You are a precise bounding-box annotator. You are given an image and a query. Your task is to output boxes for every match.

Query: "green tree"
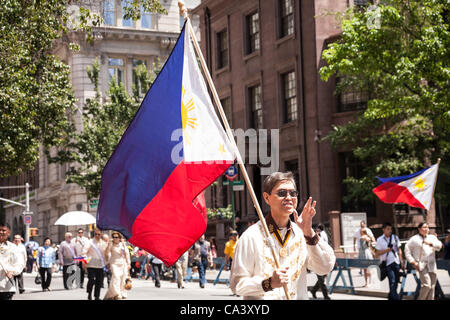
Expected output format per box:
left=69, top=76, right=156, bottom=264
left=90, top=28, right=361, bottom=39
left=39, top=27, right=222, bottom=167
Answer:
left=0, top=0, right=76, bottom=177
left=0, top=0, right=166, bottom=177
left=319, top=0, right=450, bottom=207
left=49, top=58, right=162, bottom=200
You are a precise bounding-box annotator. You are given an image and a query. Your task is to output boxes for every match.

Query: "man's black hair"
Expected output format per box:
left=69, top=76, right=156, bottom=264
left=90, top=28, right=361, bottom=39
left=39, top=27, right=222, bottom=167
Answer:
left=0, top=222, right=11, bottom=230
left=382, top=222, right=392, bottom=229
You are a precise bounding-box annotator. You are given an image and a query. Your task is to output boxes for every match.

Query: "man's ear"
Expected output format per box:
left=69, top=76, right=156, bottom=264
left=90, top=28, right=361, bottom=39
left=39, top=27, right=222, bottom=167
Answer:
left=263, top=192, right=270, bottom=206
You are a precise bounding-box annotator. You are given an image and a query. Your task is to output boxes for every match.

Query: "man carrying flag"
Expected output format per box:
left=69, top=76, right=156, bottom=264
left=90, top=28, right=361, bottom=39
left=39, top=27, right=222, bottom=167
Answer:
left=97, top=20, right=234, bottom=266
left=372, top=160, right=440, bottom=211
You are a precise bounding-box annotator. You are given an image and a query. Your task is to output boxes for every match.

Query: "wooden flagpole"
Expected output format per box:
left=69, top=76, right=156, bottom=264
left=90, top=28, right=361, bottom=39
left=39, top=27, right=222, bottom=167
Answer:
left=431, top=158, right=443, bottom=234
left=178, top=1, right=291, bottom=300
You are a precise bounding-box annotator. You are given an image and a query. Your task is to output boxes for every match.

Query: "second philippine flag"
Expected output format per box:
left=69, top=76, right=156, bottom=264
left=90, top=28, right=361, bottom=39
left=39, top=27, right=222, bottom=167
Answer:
left=372, top=163, right=439, bottom=211
left=97, top=24, right=235, bottom=266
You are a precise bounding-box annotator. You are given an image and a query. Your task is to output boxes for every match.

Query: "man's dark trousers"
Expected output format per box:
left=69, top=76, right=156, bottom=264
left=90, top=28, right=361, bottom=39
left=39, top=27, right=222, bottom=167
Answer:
left=387, top=262, right=401, bottom=300
left=87, top=267, right=104, bottom=299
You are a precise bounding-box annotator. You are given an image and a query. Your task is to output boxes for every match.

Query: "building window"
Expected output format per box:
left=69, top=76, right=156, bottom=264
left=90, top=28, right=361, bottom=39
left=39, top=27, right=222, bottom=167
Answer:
left=354, top=0, right=373, bottom=7
left=246, top=12, right=260, bottom=54
left=339, top=152, right=375, bottom=217
left=220, top=97, right=232, bottom=127
left=282, top=71, right=297, bottom=123
left=280, top=0, right=294, bottom=38
left=284, top=159, right=299, bottom=192
left=337, top=76, right=368, bottom=112
left=103, top=0, right=116, bottom=26
left=179, top=15, right=185, bottom=29
left=108, top=58, right=124, bottom=85
left=141, top=6, right=153, bottom=29
left=217, top=30, right=228, bottom=69
left=121, top=0, right=134, bottom=27
left=132, top=58, right=147, bottom=93
left=249, top=85, right=262, bottom=130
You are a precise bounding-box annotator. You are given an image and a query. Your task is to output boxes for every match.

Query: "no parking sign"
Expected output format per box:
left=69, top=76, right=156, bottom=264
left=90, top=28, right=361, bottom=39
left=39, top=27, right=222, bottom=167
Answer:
left=225, top=165, right=238, bottom=181
left=23, top=215, right=31, bottom=225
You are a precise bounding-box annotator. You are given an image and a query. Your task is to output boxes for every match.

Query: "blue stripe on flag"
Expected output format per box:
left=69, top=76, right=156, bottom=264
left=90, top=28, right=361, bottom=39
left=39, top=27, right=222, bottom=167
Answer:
left=97, top=26, right=187, bottom=238
left=376, top=166, right=430, bottom=185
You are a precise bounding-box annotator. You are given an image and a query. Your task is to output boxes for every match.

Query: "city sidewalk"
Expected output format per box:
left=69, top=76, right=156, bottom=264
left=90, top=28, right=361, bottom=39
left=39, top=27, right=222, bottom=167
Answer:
left=310, top=268, right=450, bottom=299
left=197, top=268, right=450, bottom=300
left=23, top=267, right=449, bottom=300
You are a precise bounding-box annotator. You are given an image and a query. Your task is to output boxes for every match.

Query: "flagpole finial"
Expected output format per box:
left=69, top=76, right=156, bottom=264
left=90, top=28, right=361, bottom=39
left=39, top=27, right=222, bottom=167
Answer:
left=178, top=1, right=188, bottom=19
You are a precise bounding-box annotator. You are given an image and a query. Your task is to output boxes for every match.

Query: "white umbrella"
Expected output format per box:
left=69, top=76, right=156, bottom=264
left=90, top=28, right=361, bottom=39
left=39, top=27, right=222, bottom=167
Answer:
left=54, top=211, right=96, bottom=226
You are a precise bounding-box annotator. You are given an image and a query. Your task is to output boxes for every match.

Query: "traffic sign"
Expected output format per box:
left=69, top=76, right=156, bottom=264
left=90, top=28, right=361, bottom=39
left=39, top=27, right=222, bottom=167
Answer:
left=23, top=215, right=31, bottom=225
left=89, top=199, right=99, bottom=209
left=233, top=185, right=245, bottom=191
left=223, top=180, right=244, bottom=186
left=225, top=165, right=238, bottom=180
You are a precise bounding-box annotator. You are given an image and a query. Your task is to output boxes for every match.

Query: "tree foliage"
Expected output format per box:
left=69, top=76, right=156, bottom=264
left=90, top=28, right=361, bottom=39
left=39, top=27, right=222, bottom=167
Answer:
left=0, top=0, right=166, bottom=177
left=49, top=58, right=162, bottom=200
left=0, top=0, right=76, bottom=176
left=319, top=0, right=450, bottom=206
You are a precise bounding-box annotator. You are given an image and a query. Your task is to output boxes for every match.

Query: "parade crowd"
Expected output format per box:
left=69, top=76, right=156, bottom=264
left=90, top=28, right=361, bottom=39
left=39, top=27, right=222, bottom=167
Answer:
left=0, top=221, right=244, bottom=300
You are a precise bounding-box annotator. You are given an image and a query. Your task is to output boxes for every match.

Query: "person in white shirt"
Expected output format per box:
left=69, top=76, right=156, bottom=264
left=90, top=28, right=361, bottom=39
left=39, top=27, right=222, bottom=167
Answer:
left=353, top=221, right=374, bottom=252
left=72, top=228, right=88, bottom=288
left=310, top=224, right=331, bottom=299
left=375, top=222, right=404, bottom=300
left=404, top=222, right=443, bottom=300
left=0, top=223, right=26, bottom=300
left=82, top=229, right=107, bottom=300
left=12, top=235, right=27, bottom=294
left=230, top=172, right=336, bottom=300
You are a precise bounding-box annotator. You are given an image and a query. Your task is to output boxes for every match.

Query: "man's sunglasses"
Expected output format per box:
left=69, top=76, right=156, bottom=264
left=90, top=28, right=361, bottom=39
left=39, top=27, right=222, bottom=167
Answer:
left=275, top=189, right=298, bottom=198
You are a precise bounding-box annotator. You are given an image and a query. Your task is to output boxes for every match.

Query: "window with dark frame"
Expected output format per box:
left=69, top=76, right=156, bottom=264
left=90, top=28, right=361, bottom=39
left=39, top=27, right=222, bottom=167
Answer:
left=338, top=152, right=376, bottom=217
left=354, top=0, right=373, bottom=8
left=217, top=30, right=228, bottom=69
left=337, top=76, right=369, bottom=112
left=220, top=96, right=232, bottom=127
left=282, top=71, right=297, bottom=123
left=280, top=0, right=294, bottom=38
left=249, top=85, right=262, bottom=130
left=108, top=58, right=124, bottom=85
left=132, top=59, right=147, bottom=95
left=246, top=12, right=260, bottom=54
left=284, top=159, right=299, bottom=193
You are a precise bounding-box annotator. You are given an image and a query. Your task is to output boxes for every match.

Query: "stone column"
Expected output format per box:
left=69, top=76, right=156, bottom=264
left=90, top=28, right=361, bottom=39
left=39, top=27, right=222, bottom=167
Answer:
left=328, top=210, right=341, bottom=252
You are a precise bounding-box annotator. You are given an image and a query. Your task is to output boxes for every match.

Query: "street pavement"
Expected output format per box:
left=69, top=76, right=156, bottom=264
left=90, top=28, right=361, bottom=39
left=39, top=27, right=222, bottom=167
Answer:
left=12, top=267, right=448, bottom=300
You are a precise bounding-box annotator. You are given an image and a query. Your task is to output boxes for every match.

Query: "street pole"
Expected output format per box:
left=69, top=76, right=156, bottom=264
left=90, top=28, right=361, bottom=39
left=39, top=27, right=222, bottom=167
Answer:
left=25, top=183, right=30, bottom=243
left=230, top=182, right=236, bottom=230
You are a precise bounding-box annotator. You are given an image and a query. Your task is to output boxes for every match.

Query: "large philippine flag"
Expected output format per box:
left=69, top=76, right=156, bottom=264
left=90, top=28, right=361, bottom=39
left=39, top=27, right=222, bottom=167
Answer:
left=97, top=24, right=235, bottom=266
left=372, top=163, right=439, bottom=211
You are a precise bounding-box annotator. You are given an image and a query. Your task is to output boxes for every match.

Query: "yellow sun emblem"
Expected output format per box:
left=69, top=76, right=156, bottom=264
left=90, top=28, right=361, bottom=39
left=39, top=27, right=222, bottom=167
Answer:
left=181, top=86, right=198, bottom=144
left=413, top=177, right=426, bottom=191
left=218, top=143, right=226, bottom=154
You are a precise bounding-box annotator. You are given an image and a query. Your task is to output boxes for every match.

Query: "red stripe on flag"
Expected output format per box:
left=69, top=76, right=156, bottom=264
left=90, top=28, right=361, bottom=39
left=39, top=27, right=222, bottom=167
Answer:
left=372, top=182, right=425, bottom=209
left=129, top=160, right=232, bottom=266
